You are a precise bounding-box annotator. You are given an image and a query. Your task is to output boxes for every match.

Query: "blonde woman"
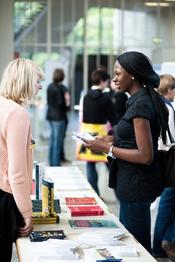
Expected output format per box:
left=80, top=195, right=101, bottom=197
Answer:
left=158, top=74, right=175, bottom=143
left=0, top=58, right=44, bottom=261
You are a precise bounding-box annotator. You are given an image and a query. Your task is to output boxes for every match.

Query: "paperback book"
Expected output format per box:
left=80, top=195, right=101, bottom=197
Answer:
left=65, top=197, right=96, bottom=205
left=29, top=230, right=66, bottom=242
left=67, top=205, right=104, bottom=216
left=83, top=247, right=122, bottom=262
left=84, top=245, right=138, bottom=261
left=69, top=219, right=119, bottom=228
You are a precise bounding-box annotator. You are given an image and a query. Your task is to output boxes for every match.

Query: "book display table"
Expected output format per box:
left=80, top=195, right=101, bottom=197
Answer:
left=16, top=167, right=156, bottom=262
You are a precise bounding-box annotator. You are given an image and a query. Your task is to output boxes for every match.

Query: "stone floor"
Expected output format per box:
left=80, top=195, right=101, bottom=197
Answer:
left=12, top=111, right=170, bottom=261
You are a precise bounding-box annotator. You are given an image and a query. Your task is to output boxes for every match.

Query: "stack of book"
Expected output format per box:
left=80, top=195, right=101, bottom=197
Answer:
left=67, top=205, right=104, bottom=216
left=32, top=178, right=60, bottom=224
left=65, top=197, right=104, bottom=217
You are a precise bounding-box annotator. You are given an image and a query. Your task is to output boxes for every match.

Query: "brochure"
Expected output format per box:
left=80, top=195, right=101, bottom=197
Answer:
left=69, top=219, right=119, bottom=228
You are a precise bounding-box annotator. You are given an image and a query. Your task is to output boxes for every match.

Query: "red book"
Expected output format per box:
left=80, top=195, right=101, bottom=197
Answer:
left=31, top=180, right=35, bottom=195
left=65, top=197, right=96, bottom=205
left=67, top=205, right=104, bottom=216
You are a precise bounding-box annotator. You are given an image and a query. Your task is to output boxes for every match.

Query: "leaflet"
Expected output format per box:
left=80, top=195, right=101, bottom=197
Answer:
left=72, top=132, right=95, bottom=143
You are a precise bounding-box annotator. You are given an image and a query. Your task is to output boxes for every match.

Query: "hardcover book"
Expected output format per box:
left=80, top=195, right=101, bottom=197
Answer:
left=29, top=230, right=66, bottom=242
left=32, top=211, right=60, bottom=224
left=65, top=197, right=96, bottom=205
left=67, top=205, right=104, bottom=216
left=32, top=199, right=61, bottom=213
left=69, top=219, right=119, bottom=228
left=35, top=162, right=45, bottom=200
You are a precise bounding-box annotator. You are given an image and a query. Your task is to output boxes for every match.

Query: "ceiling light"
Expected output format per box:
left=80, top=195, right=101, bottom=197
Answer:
left=145, top=2, right=170, bottom=6
left=153, top=37, right=162, bottom=44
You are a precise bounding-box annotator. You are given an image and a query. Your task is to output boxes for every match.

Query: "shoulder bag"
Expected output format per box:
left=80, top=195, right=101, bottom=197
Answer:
left=157, top=127, right=175, bottom=187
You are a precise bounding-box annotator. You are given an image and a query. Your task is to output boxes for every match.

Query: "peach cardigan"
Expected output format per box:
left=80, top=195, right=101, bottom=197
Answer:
left=0, top=96, right=32, bottom=218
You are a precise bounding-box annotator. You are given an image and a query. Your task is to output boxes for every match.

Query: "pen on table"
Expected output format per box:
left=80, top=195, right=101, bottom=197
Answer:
left=96, top=259, right=122, bottom=262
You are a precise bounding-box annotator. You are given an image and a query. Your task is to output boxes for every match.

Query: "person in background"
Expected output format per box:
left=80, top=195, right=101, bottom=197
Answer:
left=0, top=58, right=44, bottom=261
left=83, top=51, right=168, bottom=253
left=46, top=68, right=70, bottom=166
left=158, top=74, right=175, bottom=141
left=110, top=79, right=128, bottom=124
left=153, top=74, right=175, bottom=260
left=60, top=84, right=71, bottom=163
left=82, top=69, right=116, bottom=195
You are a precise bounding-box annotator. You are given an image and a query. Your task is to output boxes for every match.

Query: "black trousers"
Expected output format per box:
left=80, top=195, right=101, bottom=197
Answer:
left=0, top=241, right=13, bottom=262
left=0, top=189, right=24, bottom=262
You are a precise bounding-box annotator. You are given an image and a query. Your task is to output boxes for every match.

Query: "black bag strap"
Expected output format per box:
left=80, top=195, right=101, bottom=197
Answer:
left=167, top=126, right=175, bottom=144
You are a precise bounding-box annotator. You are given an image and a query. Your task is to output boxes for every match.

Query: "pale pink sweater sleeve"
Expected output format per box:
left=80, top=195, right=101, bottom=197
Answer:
left=5, top=108, right=32, bottom=218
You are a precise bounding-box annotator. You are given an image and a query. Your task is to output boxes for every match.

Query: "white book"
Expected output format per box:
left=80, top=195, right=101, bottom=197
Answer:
left=32, top=240, right=81, bottom=261
left=78, top=229, right=127, bottom=246
left=46, top=167, right=82, bottom=177
left=55, top=191, right=96, bottom=201
left=83, top=247, right=122, bottom=262
left=83, top=245, right=138, bottom=262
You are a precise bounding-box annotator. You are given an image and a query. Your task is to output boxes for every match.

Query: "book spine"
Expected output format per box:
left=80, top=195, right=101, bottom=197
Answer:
left=35, top=164, right=39, bottom=200
left=42, top=179, right=54, bottom=216
left=35, top=162, right=45, bottom=200
left=65, top=197, right=96, bottom=205
left=70, top=211, right=104, bottom=216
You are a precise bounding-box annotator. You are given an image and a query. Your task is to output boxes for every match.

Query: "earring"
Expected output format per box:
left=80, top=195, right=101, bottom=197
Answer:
left=131, top=76, right=134, bottom=80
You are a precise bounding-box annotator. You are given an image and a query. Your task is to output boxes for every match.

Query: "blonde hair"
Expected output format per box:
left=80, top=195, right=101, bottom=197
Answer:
left=0, top=58, right=44, bottom=104
left=157, top=74, right=175, bottom=96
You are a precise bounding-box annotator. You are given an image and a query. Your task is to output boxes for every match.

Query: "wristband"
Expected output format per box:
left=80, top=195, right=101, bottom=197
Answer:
left=107, top=145, right=116, bottom=159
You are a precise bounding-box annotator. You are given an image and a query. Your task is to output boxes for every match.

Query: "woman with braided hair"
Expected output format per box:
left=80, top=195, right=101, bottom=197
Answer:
left=83, top=51, right=169, bottom=253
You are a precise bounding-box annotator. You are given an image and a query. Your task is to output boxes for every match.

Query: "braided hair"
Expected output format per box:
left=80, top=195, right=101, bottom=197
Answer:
left=117, top=51, right=169, bottom=144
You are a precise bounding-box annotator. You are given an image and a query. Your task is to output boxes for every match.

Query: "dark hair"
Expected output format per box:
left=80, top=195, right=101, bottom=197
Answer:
left=91, top=69, right=110, bottom=85
left=117, top=51, right=169, bottom=144
left=53, top=68, right=65, bottom=83
left=96, top=65, right=107, bottom=72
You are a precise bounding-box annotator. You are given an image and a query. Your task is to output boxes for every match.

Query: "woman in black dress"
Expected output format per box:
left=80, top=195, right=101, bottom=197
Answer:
left=84, top=51, right=168, bottom=253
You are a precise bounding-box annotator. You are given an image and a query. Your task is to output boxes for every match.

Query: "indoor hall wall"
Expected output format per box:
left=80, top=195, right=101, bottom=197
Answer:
left=15, top=0, right=175, bottom=64
left=0, top=0, right=13, bottom=79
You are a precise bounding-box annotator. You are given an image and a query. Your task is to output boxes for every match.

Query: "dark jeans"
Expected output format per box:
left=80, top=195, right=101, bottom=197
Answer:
left=49, top=120, right=65, bottom=166
left=153, top=188, right=175, bottom=256
left=119, top=200, right=152, bottom=253
left=61, top=117, right=68, bottom=160
left=86, top=162, right=113, bottom=196
left=86, top=162, right=99, bottom=195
